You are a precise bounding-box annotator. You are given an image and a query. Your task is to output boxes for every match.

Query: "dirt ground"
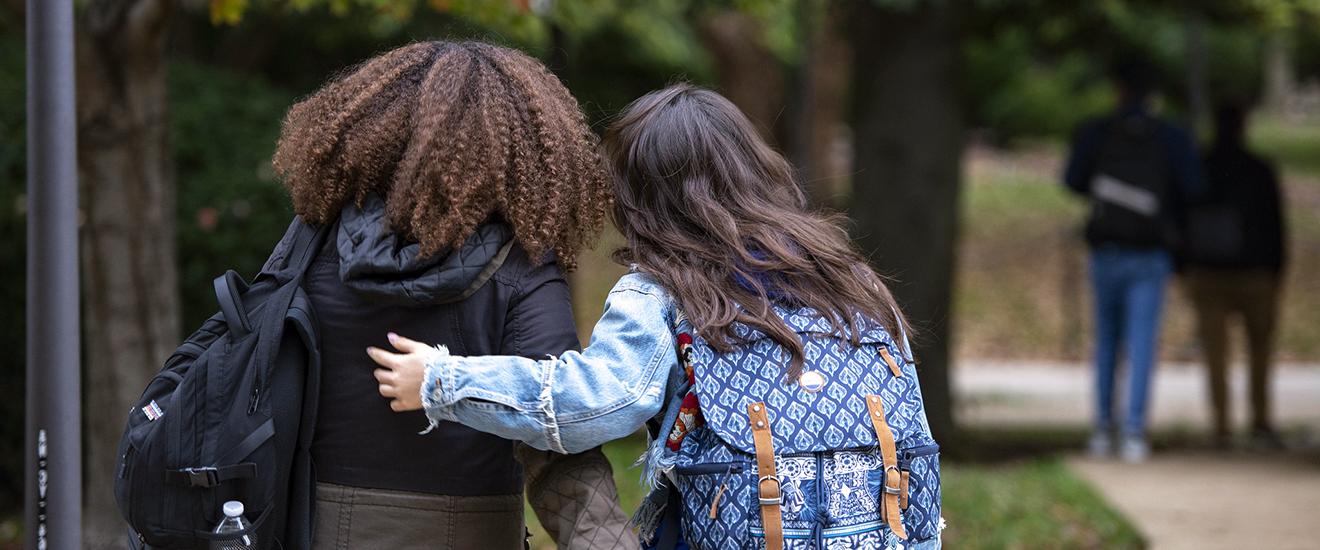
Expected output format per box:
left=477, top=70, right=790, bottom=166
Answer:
left=956, top=143, right=1320, bottom=363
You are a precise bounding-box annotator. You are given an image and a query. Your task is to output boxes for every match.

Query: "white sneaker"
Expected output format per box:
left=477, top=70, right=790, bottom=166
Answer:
left=1087, top=431, right=1113, bottom=458
left=1120, top=436, right=1150, bottom=463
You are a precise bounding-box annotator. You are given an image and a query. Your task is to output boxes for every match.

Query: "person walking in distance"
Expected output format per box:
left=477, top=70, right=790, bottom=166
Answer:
left=1182, top=103, right=1287, bottom=449
left=1063, top=59, right=1204, bottom=463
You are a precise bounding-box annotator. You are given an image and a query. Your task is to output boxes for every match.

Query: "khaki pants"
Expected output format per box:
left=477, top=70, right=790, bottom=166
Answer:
left=1185, top=269, right=1281, bottom=436
left=312, top=482, right=525, bottom=550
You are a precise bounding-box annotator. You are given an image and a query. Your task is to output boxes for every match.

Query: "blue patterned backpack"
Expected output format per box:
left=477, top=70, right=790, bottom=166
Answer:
left=638, top=307, right=942, bottom=550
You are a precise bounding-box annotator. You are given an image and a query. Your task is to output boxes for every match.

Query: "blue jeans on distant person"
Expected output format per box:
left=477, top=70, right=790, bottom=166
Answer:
left=1089, top=247, right=1172, bottom=437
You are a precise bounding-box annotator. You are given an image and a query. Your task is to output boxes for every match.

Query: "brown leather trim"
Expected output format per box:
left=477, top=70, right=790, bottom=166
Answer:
left=708, top=483, right=727, bottom=520
left=864, top=395, right=908, bottom=539
left=748, top=402, right=783, bottom=550
left=880, top=347, right=903, bottom=378
left=900, top=470, right=911, bottom=510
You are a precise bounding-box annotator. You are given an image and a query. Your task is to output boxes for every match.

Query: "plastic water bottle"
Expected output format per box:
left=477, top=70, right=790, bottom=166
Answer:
left=209, top=500, right=256, bottom=550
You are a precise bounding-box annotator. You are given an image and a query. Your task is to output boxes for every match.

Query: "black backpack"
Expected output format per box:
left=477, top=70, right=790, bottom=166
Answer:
left=115, top=218, right=329, bottom=549
left=1183, top=201, right=1245, bottom=264
left=1084, top=115, right=1176, bottom=248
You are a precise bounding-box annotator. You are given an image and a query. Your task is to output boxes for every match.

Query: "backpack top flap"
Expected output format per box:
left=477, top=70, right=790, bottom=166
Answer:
left=681, top=307, right=931, bottom=456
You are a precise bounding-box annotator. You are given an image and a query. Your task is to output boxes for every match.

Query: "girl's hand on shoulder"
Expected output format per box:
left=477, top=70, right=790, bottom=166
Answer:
left=367, top=333, right=441, bottom=412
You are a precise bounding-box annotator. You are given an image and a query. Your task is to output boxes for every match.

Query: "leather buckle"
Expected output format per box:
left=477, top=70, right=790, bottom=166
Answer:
left=183, top=467, right=219, bottom=488
left=758, top=475, right=782, bottom=506
left=883, top=465, right=902, bottom=495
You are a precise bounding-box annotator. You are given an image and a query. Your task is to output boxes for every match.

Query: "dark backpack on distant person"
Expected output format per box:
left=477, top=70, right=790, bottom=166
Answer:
left=1183, top=201, right=1245, bottom=264
left=114, top=218, right=329, bottom=549
left=1085, top=115, right=1176, bottom=249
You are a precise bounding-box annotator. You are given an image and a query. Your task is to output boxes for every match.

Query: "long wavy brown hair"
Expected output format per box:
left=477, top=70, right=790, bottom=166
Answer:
left=272, top=41, right=610, bottom=267
left=605, top=84, right=910, bottom=379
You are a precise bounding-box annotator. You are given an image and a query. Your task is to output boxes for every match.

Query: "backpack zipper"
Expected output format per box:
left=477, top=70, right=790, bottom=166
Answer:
left=899, top=443, right=940, bottom=466
left=122, top=445, right=139, bottom=529
left=247, top=367, right=261, bottom=415
left=708, top=463, right=737, bottom=519
left=674, top=461, right=745, bottom=476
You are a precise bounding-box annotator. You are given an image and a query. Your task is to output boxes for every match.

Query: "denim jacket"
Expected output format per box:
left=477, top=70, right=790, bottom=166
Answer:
left=421, top=272, right=685, bottom=454
left=420, top=273, right=943, bottom=550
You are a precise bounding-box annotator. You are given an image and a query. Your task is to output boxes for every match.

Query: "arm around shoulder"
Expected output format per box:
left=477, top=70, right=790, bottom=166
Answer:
left=423, top=275, right=682, bottom=454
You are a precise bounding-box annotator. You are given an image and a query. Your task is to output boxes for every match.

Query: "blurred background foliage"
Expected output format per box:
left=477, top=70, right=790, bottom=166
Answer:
left=3, top=0, right=1320, bottom=546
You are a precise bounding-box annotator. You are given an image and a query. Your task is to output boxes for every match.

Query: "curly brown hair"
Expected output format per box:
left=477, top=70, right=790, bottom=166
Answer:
left=272, top=41, right=610, bottom=268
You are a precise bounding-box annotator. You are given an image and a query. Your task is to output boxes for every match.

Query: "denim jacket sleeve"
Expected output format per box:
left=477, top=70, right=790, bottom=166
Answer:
left=421, top=273, right=682, bottom=454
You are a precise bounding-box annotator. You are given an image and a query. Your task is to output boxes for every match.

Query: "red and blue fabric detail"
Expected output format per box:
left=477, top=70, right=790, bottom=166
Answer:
left=666, top=332, right=704, bottom=452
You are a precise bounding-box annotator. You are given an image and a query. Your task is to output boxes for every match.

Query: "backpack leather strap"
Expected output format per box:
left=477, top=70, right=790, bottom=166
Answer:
left=747, top=402, right=783, bottom=550
left=865, top=394, right=908, bottom=539
left=879, top=347, right=903, bottom=378
left=900, top=471, right=911, bottom=509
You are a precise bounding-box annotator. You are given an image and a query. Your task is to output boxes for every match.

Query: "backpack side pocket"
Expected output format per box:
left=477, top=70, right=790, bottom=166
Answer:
left=899, top=444, right=941, bottom=542
left=674, top=459, right=756, bottom=547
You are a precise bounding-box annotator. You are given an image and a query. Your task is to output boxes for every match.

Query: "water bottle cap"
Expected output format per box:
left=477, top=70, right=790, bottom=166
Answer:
left=223, top=501, right=245, bottom=518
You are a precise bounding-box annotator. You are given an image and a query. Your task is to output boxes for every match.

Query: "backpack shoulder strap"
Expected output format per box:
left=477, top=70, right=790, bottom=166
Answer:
left=259, top=217, right=331, bottom=283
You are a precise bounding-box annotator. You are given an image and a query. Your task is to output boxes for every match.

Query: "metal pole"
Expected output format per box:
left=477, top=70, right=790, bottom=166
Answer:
left=26, top=0, right=82, bottom=548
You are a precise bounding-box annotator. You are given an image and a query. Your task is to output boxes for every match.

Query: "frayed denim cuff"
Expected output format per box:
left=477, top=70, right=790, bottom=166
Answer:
left=419, top=345, right=455, bottom=434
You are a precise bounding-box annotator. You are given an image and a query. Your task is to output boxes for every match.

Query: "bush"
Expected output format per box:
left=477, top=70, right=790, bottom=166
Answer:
left=170, top=61, right=297, bottom=330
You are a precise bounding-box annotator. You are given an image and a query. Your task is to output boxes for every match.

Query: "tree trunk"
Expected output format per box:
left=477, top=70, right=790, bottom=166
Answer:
left=847, top=0, right=961, bottom=447
left=76, top=1, right=176, bottom=547
left=1184, top=10, right=1209, bottom=136
left=1264, top=31, right=1295, bottom=116
left=799, top=1, right=850, bottom=208
left=695, top=10, right=786, bottom=142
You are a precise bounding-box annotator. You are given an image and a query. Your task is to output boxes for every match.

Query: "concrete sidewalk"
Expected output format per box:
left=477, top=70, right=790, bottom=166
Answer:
left=954, top=361, right=1320, bottom=436
left=1069, top=453, right=1320, bottom=550
left=955, top=361, right=1320, bottom=549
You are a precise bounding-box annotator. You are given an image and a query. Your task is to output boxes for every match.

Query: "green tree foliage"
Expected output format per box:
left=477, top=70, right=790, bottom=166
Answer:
left=965, top=29, right=1113, bottom=142
left=960, top=0, right=1320, bottom=141
left=170, top=62, right=298, bottom=329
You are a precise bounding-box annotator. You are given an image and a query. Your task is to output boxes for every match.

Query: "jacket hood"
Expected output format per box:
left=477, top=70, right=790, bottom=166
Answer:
left=336, top=195, right=514, bottom=306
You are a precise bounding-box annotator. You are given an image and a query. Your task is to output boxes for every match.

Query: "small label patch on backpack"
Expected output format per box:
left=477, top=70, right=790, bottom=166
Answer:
left=141, top=400, right=164, bottom=421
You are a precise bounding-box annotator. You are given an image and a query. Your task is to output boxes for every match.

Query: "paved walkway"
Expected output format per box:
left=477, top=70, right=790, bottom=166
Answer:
left=1069, top=453, right=1320, bottom=550
left=955, top=361, right=1320, bottom=549
left=955, top=361, right=1320, bottom=437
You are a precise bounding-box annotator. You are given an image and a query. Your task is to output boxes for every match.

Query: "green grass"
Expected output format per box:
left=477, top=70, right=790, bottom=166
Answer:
left=940, top=459, right=1143, bottom=550
left=962, top=171, right=1083, bottom=232
left=954, top=172, right=1090, bottom=360
left=0, top=517, right=17, bottom=550
left=951, top=125, right=1320, bottom=361
left=1252, top=117, right=1320, bottom=180
left=526, top=435, right=1143, bottom=550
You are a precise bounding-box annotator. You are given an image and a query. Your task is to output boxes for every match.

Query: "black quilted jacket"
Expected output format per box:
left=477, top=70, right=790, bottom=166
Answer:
left=305, top=194, right=580, bottom=495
